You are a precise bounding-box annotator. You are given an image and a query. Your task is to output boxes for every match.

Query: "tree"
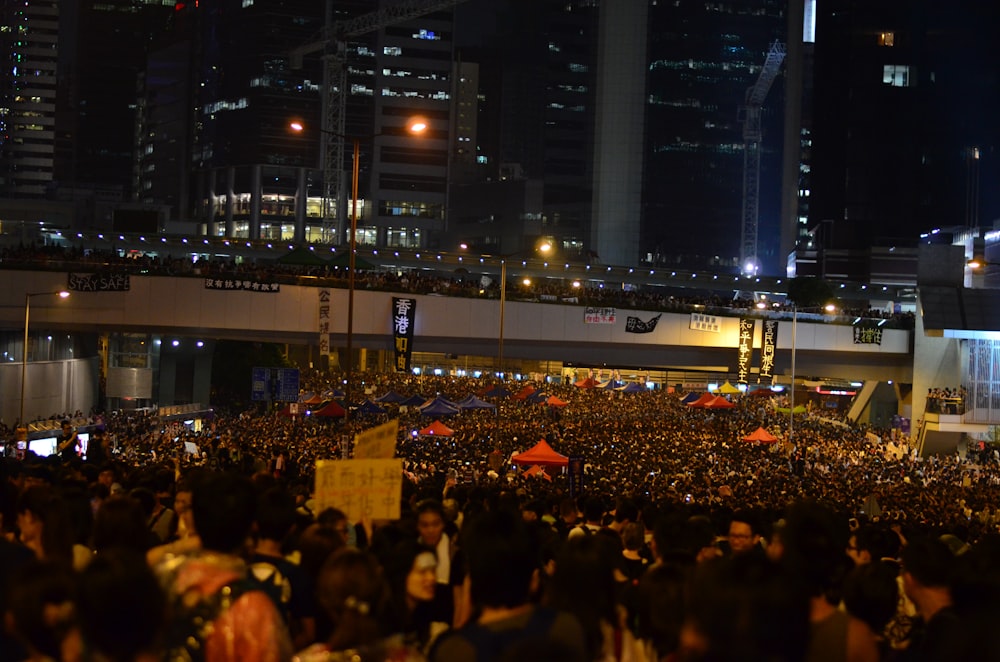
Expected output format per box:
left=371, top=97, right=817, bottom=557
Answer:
left=787, top=277, right=835, bottom=309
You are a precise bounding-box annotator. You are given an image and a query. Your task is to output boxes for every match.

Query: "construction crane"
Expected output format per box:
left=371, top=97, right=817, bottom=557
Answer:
left=290, top=0, right=468, bottom=244
left=739, top=40, right=786, bottom=275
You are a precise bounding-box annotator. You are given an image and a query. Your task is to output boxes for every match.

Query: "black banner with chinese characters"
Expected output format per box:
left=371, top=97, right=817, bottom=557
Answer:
left=68, top=272, right=130, bottom=292
left=568, top=456, right=585, bottom=498
left=759, top=320, right=778, bottom=384
left=318, top=289, right=331, bottom=357
left=392, top=297, right=416, bottom=372
left=853, top=324, right=883, bottom=345
left=737, top=318, right=755, bottom=384
left=204, top=277, right=280, bottom=292
left=625, top=314, right=662, bottom=334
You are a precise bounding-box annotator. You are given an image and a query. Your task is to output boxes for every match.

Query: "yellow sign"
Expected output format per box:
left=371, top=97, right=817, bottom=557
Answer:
left=314, top=459, right=402, bottom=522
left=353, top=419, right=399, bottom=459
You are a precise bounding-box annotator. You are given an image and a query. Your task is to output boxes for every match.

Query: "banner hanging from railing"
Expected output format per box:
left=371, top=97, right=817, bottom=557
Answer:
left=318, top=289, right=331, bottom=356
left=759, top=320, right=778, bottom=384
left=737, top=318, right=755, bottom=384
left=392, top=297, right=416, bottom=372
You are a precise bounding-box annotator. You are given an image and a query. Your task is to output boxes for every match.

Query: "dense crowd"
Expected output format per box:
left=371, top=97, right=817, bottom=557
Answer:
left=2, top=372, right=1000, bottom=661
left=0, top=243, right=914, bottom=327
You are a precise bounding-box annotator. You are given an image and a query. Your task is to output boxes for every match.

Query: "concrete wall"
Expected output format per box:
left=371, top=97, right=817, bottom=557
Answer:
left=910, top=292, right=962, bottom=428
left=0, top=271, right=913, bottom=382
left=0, top=357, right=100, bottom=424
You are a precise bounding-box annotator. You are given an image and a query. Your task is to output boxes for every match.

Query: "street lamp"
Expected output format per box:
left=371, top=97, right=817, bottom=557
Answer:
left=289, top=118, right=426, bottom=415
left=497, top=241, right=552, bottom=379
left=21, top=291, right=70, bottom=426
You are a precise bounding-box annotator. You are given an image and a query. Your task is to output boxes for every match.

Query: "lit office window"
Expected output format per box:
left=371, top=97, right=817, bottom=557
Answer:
left=879, top=32, right=894, bottom=46
left=882, top=65, right=911, bottom=87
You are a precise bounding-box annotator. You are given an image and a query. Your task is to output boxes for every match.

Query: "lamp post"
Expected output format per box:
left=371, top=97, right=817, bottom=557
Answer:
left=789, top=303, right=796, bottom=446
left=289, top=118, right=426, bottom=416
left=496, top=242, right=551, bottom=380
left=21, top=291, right=70, bottom=426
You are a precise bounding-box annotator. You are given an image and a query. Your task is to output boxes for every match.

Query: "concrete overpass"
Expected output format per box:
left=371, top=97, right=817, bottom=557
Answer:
left=0, top=268, right=913, bottom=423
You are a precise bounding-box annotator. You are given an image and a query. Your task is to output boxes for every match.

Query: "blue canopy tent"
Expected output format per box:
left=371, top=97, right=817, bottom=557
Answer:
left=598, top=380, right=623, bottom=390
left=356, top=399, right=388, bottom=415
left=322, top=388, right=345, bottom=400
left=457, top=395, right=497, bottom=411
left=525, top=391, right=549, bottom=404
left=400, top=394, right=428, bottom=407
left=681, top=392, right=701, bottom=404
left=483, top=385, right=512, bottom=399
left=617, top=382, right=647, bottom=394
left=419, top=397, right=461, bottom=417
left=375, top=391, right=408, bottom=403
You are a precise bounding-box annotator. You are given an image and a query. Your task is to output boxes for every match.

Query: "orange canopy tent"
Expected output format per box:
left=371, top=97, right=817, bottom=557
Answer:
left=574, top=377, right=598, bottom=389
left=546, top=395, right=569, bottom=408
left=418, top=420, right=454, bottom=437
left=703, top=395, right=736, bottom=409
left=510, top=439, right=569, bottom=467
left=687, top=392, right=716, bottom=408
left=743, top=427, right=779, bottom=443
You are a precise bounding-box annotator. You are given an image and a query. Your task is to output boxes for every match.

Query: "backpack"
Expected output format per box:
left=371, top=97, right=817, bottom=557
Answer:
left=163, top=578, right=255, bottom=662
left=439, top=606, right=558, bottom=662
left=247, top=559, right=293, bottom=623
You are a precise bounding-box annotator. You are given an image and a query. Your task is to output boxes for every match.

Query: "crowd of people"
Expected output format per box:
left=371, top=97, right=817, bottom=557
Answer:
left=2, top=372, right=1000, bottom=661
left=924, top=387, right=968, bottom=416
left=0, top=242, right=914, bottom=327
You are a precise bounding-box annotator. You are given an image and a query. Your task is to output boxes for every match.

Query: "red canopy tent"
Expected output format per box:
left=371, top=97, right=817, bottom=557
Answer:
left=687, top=392, right=716, bottom=408
left=510, top=439, right=569, bottom=467
left=313, top=401, right=347, bottom=418
left=418, top=420, right=454, bottom=437
left=513, top=385, right=537, bottom=401
left=546, top=395, right=569, bottom=408
left=743, top=427, right=778, bottom=443
left=703, top=395, right=736, bottom=409
left=302, top=394, right=324, bottom=406
left=574, top=377, right=598, bottom=389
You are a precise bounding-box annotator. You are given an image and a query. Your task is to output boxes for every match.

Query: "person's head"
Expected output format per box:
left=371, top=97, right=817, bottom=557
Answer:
left=614, top=498, right=639, bottom=525
left=316, top=548, right=390, bottom=651
left=682, top=555, right=810, bottom=662
left=622, top=522, right=645, bottom=552
left=16, top=485, right=74, bottom=567
left=728, top=510, right=760, bottom=556
left=549, top=533, right=620, bottom=660
left=255, top=487, right=296, bottom=543
left=464, top=509, right=540, bottom=609
left=384, top=539, right=437, bottom=613
left=91, top=496, right=151, bottom=555
left=415, top=498, right=445, bottom=547
left=5, top=561, right=75, bottom=660
left=316, top=507, right=352, bottom=545
left=61, top=421, right=72, bottom=435
left=636, top=563, right=690, bottom=659
left=842, top=561, right=899, bottom=636
left=75, top=550, right=165, bottom=662
left=296, top=522, right=346, bottom=582
left=900, top=536, right=955, bottom=603
left=191, top=472, right=256, bottom=553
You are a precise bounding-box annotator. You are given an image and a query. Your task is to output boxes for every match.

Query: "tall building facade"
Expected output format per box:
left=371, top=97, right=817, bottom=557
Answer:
left=0, top=0, right=59, bottom=198
left=643, top=0, right=788, bottom=273
left=808, top=0, right=1000, bottom=257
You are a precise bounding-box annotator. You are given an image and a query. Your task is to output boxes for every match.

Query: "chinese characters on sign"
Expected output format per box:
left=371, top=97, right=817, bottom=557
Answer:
left=737, top=318, right=755, bottom=385
left=853, top=325, right=883, bottom=345
left=625, top=314, right=662, bottom=334
left=318, top=289, right=331, bottom=357
left=759, top=320, right=779, bottom=385
left=353, top=419, right=398, bottom=460
left=314, top=459, right=403, bottom=522
left=689, top=313, right=721, bottom=333
left=392, top=297, right=416, bottom=372
left=584, top=307, right=616, bottom=324
left=204, top=278, right=279, bottom=292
